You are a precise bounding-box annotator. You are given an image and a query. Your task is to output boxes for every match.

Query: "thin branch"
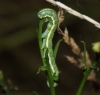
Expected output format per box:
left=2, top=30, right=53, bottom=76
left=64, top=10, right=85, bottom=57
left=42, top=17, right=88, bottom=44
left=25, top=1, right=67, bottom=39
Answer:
left=46, top=0, right=100, bottom=29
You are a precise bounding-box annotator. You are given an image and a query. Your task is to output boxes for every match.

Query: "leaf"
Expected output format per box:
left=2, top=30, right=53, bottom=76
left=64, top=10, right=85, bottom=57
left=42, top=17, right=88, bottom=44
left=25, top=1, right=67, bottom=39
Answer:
left=81, top=41, right=86, bottom=66
left=54, top=39, right=63, bottom=59
left=37, top=66, right=48, bottom=74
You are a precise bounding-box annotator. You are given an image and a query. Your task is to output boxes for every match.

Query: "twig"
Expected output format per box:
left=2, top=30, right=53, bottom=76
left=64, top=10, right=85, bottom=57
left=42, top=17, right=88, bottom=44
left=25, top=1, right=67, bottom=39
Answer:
left=46, top=0, right=100, bottom=29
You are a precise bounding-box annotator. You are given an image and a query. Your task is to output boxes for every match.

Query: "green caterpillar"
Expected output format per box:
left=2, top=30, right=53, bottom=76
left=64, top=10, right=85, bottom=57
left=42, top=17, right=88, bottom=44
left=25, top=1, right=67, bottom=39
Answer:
left=38, top=8, right=59, bottom=87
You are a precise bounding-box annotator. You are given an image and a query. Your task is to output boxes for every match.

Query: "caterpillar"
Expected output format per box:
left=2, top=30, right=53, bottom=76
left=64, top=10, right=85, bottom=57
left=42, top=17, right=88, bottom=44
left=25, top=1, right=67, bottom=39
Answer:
left=38, top=8, right=59, bottom=87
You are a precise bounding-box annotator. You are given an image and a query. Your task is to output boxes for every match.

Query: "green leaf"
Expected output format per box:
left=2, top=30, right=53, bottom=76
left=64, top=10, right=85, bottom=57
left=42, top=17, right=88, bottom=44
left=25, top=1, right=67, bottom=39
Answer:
left=54, top=39, right=63, bottom=59
left=81, top=41, right=86, bottom=67
left=91, top=66, right=99, bottom=71
left=37, top=66, right=48, bottom=74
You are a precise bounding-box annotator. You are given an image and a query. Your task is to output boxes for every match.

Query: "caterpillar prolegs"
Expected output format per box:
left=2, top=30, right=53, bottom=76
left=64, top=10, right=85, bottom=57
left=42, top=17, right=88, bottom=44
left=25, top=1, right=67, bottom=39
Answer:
left=38, top=8, right=60, bottom=87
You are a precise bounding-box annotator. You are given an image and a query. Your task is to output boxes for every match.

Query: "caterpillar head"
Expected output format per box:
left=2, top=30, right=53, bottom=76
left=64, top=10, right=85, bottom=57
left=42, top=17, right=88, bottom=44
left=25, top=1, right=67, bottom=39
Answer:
left=38, top=10, right=45, bottom=19
left=38, top=9, right=49, bottom=22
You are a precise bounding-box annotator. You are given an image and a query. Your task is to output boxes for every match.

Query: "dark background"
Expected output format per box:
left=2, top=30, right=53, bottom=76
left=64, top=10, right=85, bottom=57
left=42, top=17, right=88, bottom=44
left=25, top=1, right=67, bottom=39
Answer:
left=0, top=0, right=100, bottom=95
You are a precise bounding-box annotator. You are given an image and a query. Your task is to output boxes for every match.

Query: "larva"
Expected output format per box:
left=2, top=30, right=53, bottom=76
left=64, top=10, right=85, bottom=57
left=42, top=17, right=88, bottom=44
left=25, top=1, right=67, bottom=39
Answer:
left=38, top=8, right=59, bottom=87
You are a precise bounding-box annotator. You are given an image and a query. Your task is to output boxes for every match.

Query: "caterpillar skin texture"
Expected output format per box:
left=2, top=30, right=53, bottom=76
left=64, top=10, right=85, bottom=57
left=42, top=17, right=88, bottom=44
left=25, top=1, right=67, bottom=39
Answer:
left=38, top=8, right=59, bottom=86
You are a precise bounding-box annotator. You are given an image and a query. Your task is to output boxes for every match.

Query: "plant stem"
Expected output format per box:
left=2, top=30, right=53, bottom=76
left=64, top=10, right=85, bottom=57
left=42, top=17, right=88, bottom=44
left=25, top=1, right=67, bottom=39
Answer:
left=46, top=60, right=56, bottom=95
left=76, top=61, right=97, bottom=95
left=37, top=20, right=45, bottom=66
left=38, top=19, right=56, bottom=95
